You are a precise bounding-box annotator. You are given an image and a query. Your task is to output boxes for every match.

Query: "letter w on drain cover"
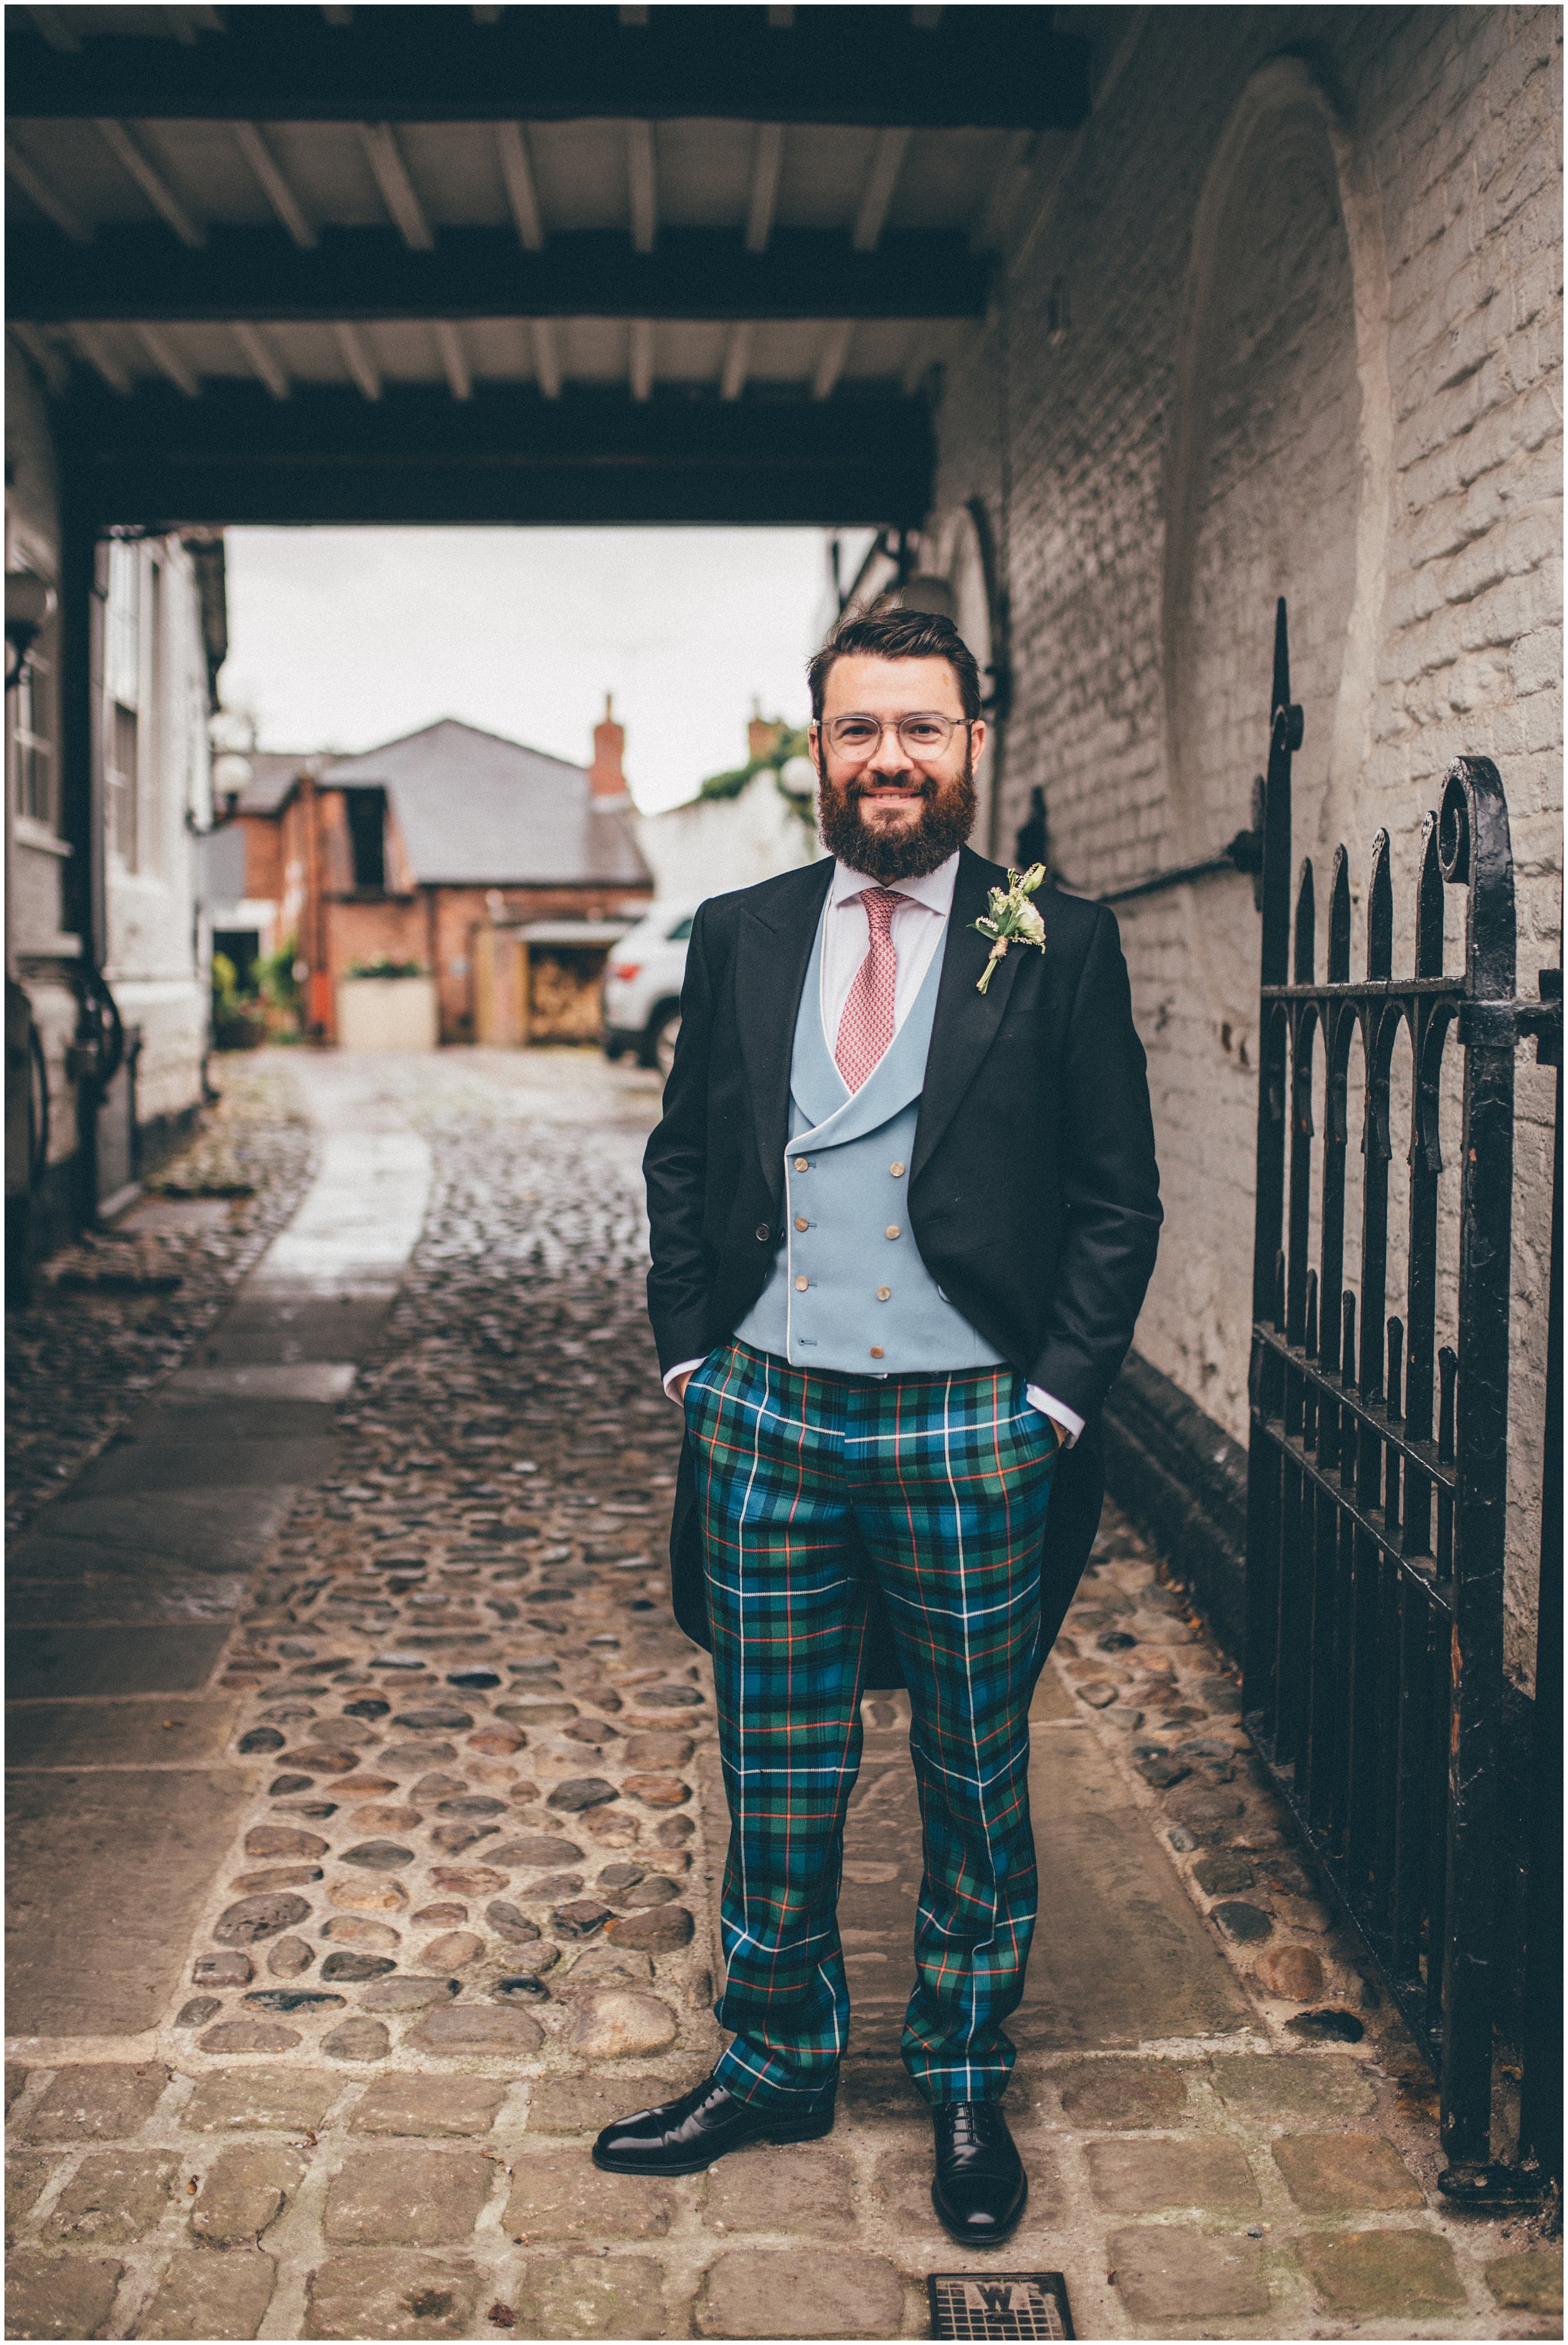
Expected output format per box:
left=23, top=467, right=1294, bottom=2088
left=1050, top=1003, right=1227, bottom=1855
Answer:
left=928, top=2273, right=1074, bottom=2339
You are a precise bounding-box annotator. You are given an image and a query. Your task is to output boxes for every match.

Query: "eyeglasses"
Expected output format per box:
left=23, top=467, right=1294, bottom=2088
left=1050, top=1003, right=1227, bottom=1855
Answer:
left=821, top=712, right=971, bottom=761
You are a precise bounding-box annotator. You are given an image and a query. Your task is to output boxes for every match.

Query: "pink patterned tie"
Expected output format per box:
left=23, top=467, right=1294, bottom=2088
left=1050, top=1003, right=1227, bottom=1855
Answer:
left=834, top=886, right=903, bottom=1091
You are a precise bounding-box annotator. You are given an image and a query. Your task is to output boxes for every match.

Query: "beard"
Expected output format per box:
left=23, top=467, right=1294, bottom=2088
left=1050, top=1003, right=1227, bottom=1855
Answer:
left=816, top=753, right=978, bottom=883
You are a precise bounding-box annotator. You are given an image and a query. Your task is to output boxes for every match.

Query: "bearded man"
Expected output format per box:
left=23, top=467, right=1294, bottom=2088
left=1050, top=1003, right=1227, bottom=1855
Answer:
left=594, top=607, right=1161, bottom=2243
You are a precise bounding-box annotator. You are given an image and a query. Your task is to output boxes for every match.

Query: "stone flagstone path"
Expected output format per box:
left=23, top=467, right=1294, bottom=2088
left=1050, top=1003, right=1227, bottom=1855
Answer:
left=6, top=1048, right=1560, bottom=2339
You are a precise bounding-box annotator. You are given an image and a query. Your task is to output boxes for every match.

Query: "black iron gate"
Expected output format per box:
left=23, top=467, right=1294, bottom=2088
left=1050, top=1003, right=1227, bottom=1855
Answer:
left=1244, top=601, right=1562, bottom=2198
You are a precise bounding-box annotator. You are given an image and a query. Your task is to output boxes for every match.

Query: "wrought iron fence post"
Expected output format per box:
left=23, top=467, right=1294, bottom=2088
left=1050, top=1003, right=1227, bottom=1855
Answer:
left=1244, top=599, right=1301, bottom=1730
left=1436, top=758, right=1517, bottom=2193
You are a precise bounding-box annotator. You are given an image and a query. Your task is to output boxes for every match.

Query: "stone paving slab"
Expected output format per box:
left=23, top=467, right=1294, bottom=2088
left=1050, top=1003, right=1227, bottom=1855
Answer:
left=10, top=1486, right=299, bottom=1571
left=5, top=1050, right=1557, bottom=2342
left=70, top=1437, right=341, bottom=1498
left=5, top=1698, right=239, bottom=1763
left=6, top=1767, right=255, bottom=2036
left=6, top=1625, right=236, bottom=1699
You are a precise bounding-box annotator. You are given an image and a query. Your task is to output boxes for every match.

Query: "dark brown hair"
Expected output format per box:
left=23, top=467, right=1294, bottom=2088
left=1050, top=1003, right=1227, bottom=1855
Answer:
left=807, top=605, right=982, bottom=724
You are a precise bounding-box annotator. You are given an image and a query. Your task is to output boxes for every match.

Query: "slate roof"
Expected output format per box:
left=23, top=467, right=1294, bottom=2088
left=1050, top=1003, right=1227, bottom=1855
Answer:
left=234, top=750, right=314, bottom=814
left=319, top=718, right=650, bottom=889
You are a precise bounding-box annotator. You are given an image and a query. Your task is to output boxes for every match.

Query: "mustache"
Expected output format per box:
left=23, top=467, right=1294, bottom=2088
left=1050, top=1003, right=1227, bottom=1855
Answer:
left=827, top=772, right=935, bottom=800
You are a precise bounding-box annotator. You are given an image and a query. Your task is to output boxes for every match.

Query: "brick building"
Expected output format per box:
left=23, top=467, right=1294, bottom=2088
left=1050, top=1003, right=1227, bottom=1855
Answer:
left=203, top=709, right=652, bottom=1045
left=906, top=7, right=1561, bottom=1684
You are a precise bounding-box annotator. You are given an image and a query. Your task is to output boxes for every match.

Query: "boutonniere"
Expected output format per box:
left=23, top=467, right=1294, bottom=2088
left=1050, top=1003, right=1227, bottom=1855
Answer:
left=972, top=863, right=1048, bottom=993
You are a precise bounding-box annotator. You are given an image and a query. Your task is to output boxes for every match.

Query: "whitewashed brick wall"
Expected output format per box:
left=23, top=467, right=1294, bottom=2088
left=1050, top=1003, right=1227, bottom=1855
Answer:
left=930, top=6, right=1561, bottom=1681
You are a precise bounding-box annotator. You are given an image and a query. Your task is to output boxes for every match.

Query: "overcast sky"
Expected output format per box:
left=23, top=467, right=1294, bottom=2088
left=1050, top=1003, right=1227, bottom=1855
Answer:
left=221, top=525, right=867, bottom=814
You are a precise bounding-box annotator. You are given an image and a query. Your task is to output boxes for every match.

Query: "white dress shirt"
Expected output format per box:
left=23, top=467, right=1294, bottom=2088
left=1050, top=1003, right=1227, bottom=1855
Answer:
left=662, top=853, right=1083, bottom=1447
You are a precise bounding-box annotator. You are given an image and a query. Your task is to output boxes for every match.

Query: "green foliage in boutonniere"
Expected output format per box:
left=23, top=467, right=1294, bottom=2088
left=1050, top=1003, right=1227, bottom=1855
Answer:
left=972, top=863, right=1049, bottom=994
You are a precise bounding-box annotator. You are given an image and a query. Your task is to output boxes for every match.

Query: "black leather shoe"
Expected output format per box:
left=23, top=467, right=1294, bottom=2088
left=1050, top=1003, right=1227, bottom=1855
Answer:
left=592, top=2072, right=836, bottom=2177
left=931, top=2101, right=1027, bottom=2245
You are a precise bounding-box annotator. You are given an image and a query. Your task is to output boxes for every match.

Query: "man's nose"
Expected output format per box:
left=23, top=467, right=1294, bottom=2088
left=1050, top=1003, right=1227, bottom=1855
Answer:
left=867, top=726, right=914, bottom=780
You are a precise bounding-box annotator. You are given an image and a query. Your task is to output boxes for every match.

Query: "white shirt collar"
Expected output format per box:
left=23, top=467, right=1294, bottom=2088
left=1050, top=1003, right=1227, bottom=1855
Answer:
left=828, top=851, right=960, bottom=917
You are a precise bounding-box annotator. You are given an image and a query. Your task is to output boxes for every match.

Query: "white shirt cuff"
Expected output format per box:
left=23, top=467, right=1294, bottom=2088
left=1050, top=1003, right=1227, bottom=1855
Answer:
left=1026, top=1385, right=1083, bottom=1447
left=664, top=1356, right=707, bottom=1400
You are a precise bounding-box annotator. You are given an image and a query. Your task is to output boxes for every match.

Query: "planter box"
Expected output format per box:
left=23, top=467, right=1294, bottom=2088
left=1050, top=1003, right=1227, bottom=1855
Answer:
left=335, top=975, right=438, bottom=1051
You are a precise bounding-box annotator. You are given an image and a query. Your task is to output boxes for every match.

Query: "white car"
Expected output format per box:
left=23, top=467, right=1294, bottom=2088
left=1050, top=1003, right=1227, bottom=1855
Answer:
left=602, top=903, right=696, bottom=1075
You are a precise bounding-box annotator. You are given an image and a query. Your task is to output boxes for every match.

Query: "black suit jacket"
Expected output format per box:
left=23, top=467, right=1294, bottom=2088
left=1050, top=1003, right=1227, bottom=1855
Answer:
left=644, top=843, right=1162, bottom=1686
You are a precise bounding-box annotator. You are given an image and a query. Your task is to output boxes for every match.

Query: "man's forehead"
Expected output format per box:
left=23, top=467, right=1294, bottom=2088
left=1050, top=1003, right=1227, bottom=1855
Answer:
left=818, top=653, right=965, bottom=714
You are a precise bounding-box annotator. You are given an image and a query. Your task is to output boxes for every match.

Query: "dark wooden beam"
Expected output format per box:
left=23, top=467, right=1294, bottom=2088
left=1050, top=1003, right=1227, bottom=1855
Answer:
left=7, top=224, right=987, bottom=324
left=6, top=4, right=1088, bottom=128
left=55, top=381, right=933, bottom=529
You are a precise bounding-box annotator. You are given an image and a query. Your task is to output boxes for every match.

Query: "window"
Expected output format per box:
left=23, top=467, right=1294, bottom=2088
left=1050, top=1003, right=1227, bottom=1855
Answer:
left=104, top=541, right=142, bottom=869
left=105, top=541, right=140, bottom=707
left=345, top=789, right=387, bottom=891
left=107, top=701, right=139, bottom=866
left=11, top=624, right=55, bottom=827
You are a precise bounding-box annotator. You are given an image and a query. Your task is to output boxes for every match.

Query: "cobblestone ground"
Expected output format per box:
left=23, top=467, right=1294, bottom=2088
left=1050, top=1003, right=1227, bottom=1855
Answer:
left=6, top=1049, right=1560, bottom=2341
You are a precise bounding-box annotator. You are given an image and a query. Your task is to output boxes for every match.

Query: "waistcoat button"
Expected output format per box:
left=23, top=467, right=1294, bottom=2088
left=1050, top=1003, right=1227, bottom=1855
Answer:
left=876, top=1286, right=891, bottom=1301
left=885, top=1225, right=901, bottom=1240
left=794, top=1216, right=808, bottom=1231
left=794, top=1157, right=809, bottom=1171
left=869, top=1346, right=885, bottom=1359
left=889, top=1161, right=905, bottom=1177
left=795, top=1276, right=809, bottom=1292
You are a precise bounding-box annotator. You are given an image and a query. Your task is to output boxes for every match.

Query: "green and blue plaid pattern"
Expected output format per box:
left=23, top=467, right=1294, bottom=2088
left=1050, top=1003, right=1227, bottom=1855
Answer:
left=685, top=1339, right=1058, bottom=2110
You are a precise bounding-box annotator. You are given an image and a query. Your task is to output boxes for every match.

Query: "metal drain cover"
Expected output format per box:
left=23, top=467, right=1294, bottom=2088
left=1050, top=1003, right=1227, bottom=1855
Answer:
left=928, top=2272, right=1074, bottom=2339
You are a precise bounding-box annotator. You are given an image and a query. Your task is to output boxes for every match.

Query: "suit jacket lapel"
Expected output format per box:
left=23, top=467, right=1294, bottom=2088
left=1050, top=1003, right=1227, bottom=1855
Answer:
left=736, top=856, right=835, bottom=1194
left=912, top=843, right=1027, bottom=1179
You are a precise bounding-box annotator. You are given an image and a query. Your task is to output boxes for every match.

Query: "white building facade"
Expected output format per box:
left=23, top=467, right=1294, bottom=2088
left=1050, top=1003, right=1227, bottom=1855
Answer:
left=6, top=336, right=221, bottom=1277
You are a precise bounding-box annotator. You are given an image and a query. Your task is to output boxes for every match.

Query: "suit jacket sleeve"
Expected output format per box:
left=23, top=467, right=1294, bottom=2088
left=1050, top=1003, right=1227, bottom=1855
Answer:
left=1025, top=903, right=1162, bottom=1418
left=643, top=900, right=721, bottom=1374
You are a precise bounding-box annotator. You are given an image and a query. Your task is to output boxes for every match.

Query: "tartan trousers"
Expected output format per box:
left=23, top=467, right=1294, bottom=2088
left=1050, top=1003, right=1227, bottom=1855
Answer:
left=685, top=1338, right=1059, bottom=2110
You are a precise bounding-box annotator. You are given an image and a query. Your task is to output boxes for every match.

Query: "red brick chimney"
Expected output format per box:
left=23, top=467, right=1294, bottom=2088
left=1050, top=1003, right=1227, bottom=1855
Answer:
left=748, top=712, right=787, bottom=764
left=590, top=693, right=629, bottom=804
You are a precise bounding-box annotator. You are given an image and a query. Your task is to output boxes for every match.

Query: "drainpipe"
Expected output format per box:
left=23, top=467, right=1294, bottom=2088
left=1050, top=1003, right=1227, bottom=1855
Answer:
left=299, top=767, right=332, bottom=1041
left=56, top=505, right=122, bottom=1223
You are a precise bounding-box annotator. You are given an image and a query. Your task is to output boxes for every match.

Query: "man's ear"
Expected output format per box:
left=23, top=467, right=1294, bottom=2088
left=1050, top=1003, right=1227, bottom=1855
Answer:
left=808, top=720, right=825, bottom=782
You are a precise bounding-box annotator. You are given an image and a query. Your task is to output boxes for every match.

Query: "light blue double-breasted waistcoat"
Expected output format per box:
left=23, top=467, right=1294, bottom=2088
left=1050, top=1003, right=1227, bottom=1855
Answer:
left=733, top=905, right=1005, bottom=1375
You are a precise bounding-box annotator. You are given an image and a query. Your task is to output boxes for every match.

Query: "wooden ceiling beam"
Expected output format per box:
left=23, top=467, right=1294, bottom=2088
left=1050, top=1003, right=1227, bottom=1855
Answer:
left=54, top=376, right=936, bottom=528
left=95, top=119, right=205, bottom=247
left=232, top=122, right=317, bottom=248
left=6, top=6, right=1089, bottom=129
left=5, top=136, right=92, bottom=242
left=358, top=121, right=434, bottom=250
left=433, top=317, right=472, bottom=399
left=232, top=318, right=290, bottom=398
left=8, top=222, right=987, bottom=322
left=744, top=122, right=783, bottom=255
left=495, top=122, right=544, bottom=250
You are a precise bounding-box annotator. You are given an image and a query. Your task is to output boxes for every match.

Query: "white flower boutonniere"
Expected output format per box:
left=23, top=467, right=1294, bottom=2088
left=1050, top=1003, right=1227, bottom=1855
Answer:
left=972, top=862, right=1048, bottom=994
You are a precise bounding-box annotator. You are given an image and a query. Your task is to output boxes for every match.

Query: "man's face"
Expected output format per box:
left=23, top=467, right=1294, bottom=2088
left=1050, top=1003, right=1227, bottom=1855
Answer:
left=811, top=653, right=986, bottom=882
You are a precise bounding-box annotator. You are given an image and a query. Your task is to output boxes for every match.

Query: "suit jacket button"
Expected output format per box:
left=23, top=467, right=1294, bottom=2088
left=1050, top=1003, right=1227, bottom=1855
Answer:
left=755, top=1224, right=771, bottom=1242
left=869, top=1346, right=886, bottom=1359
left=795, top=1276, right=809, bottom=1292
left=795, top=1216, right=808, bottom=1231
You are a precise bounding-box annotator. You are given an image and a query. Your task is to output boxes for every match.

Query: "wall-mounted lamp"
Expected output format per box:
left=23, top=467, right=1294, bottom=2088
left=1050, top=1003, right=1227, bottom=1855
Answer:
left=5, top=571, right=55, bottom=687
left=211, top=752, right=253, bottom=811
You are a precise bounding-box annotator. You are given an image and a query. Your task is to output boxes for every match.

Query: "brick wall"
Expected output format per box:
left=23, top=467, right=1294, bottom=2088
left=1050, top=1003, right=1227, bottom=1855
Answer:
left=430, top=884, right=652, bottom=1041
left=930, top=7, right=1561, bottom=1680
